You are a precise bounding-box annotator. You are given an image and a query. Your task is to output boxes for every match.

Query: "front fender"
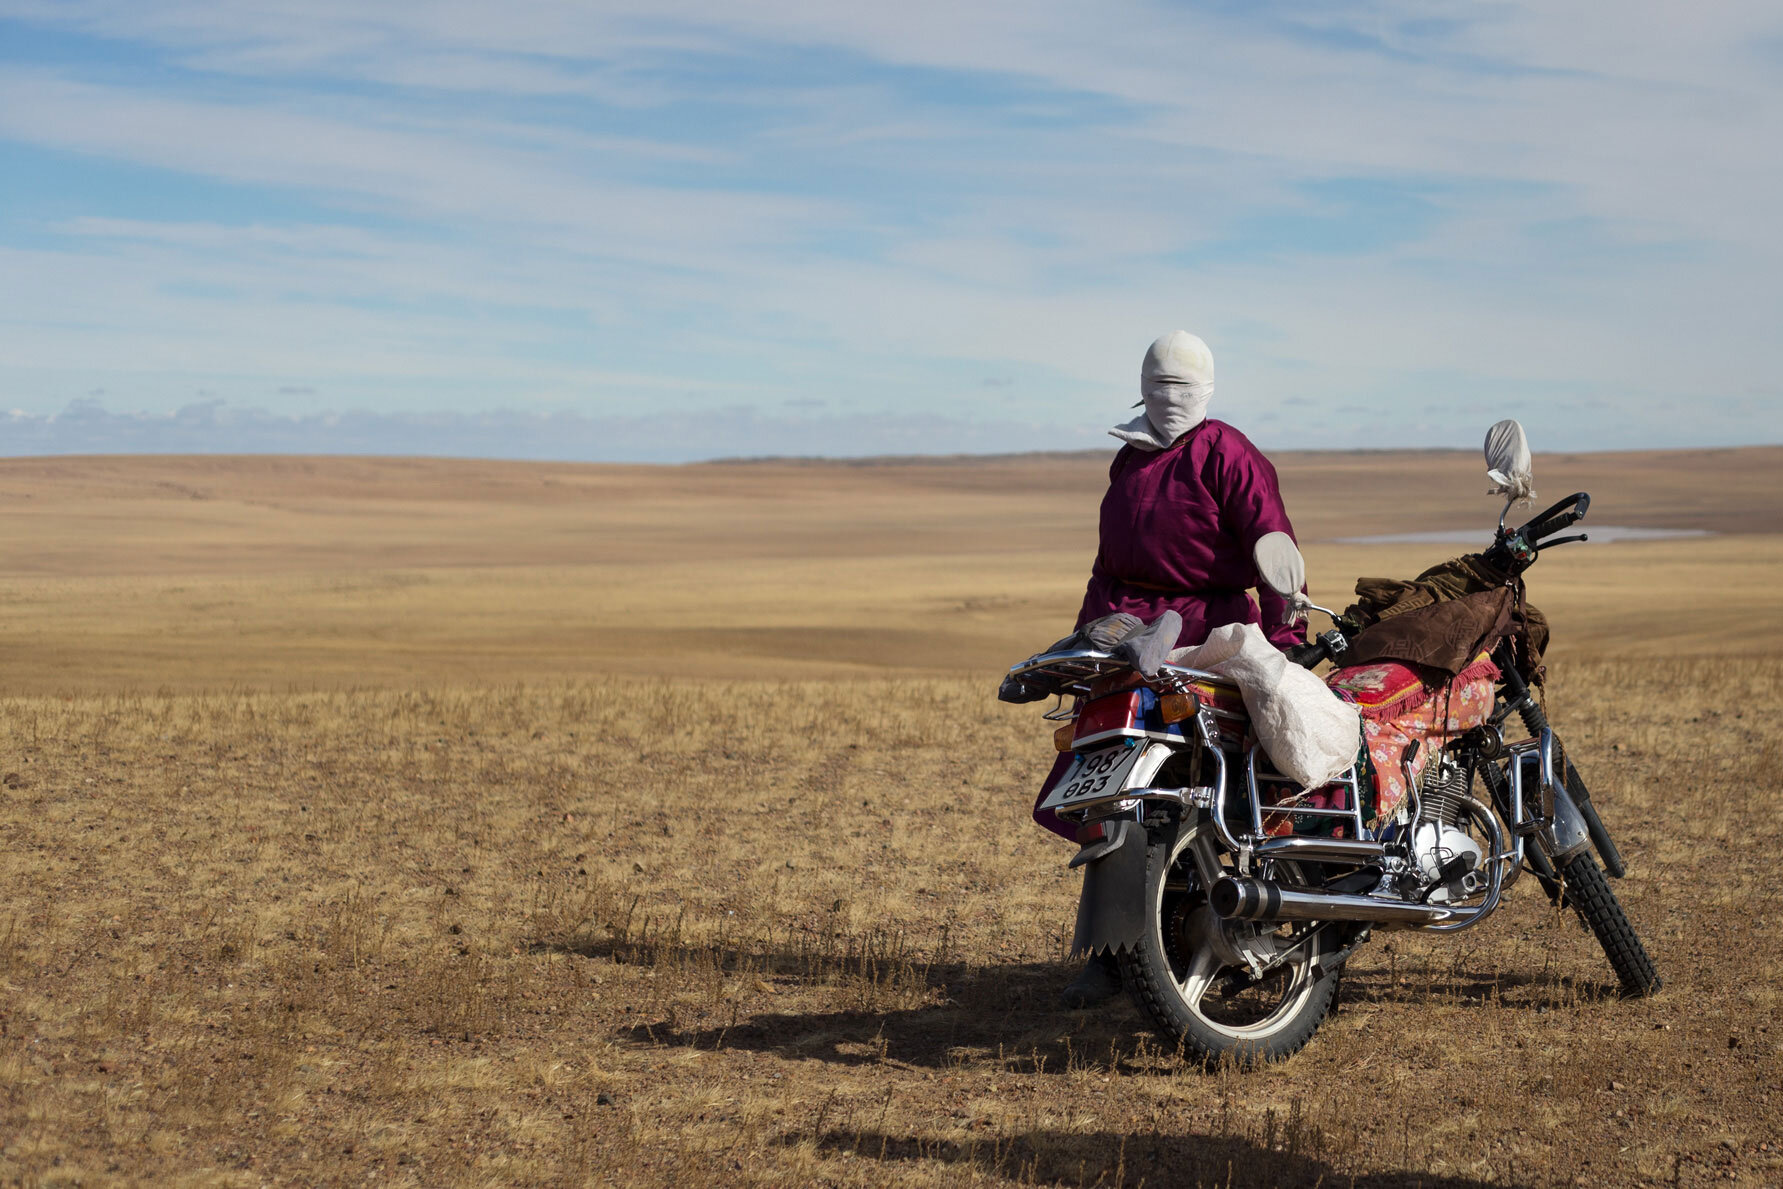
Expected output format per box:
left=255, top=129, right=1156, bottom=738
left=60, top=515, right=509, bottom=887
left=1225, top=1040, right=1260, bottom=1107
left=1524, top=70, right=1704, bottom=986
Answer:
left=1069, top=817, right=1180, bottom=957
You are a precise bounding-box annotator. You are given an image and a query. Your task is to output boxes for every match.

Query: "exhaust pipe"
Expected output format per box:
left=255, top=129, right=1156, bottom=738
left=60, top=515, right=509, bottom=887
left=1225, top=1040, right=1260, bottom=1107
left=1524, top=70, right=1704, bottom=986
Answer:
left=1211, top=877, right=1459, bottom=928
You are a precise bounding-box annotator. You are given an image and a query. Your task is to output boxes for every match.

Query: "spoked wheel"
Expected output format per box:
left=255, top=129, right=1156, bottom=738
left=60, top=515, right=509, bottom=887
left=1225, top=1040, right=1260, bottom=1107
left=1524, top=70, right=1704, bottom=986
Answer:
left=1119, top=820, right=1340, bottom=1067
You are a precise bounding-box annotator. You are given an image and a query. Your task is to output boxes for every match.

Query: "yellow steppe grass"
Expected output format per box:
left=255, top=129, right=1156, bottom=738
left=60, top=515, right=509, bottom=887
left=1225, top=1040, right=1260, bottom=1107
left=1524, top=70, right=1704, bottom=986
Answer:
left=0, top=450, right=1779, bottom=691
left=1, top=451, right=1780, bottom=1186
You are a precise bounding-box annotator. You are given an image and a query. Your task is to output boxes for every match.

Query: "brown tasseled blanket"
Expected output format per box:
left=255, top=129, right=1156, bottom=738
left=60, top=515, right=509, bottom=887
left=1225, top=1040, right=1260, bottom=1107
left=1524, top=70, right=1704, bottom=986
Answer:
left=1342, top=554, right=1549, bottom=681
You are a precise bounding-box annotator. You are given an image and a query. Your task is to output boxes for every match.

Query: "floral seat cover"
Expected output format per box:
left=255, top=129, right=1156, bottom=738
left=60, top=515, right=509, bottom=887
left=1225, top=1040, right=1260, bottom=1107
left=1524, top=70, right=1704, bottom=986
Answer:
left=1326, top=654, right=1499, bottom=824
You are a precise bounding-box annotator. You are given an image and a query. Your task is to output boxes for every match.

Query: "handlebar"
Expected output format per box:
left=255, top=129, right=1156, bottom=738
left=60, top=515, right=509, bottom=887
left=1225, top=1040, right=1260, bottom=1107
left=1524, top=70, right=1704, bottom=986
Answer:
left=1518, top=492, right=1590, bottom=543
left=1287, top=488, right=1597, bottom=671
left=1482, top=489, right=1592, bottom=576
left=1012, top=486, right=1594, bottom=686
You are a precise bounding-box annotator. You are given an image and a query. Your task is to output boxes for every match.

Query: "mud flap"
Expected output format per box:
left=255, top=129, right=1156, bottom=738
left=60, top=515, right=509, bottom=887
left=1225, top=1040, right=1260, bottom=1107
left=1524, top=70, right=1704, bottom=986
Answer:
left=1069, top=818, right=1167, bottom=958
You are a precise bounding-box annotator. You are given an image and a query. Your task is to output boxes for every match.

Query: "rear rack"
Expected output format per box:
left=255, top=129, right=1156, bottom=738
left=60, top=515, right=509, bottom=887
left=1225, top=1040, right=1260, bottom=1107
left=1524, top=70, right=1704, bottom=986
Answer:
left=1015, top=648, right=1378, bottom=859
left=1242, top=746, right=1367, bottom=845
left=1005, top=648, right=1235, bottom=699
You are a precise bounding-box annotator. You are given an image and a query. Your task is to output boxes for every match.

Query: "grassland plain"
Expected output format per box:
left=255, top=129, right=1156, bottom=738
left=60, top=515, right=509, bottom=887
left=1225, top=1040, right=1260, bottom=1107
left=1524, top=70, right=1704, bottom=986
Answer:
left=1, top=450, right=1780, bottom=1187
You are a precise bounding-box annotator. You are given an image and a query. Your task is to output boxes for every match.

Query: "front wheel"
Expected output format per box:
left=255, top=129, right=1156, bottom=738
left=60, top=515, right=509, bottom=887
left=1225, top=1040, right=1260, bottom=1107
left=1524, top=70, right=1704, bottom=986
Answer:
left=1118, top=821, right=1341, bottom=1066
left=1560, top=850, right=1661, bottom=997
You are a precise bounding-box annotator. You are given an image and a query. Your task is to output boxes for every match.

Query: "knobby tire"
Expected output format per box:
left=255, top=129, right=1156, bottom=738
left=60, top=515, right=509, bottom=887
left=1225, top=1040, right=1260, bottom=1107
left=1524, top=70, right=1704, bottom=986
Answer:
left=1560, top=850, right=1661, bottom=998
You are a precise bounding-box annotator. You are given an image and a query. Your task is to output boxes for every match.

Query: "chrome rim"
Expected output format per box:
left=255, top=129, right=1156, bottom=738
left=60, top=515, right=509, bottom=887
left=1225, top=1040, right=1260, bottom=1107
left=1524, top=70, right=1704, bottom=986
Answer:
left=1156, top=829, right=1321, bottom=1040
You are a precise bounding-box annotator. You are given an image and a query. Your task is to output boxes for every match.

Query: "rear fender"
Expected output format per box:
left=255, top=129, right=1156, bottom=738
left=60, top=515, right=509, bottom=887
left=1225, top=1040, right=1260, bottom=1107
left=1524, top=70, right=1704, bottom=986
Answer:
left=1070, top=817, right=1182, bottom=957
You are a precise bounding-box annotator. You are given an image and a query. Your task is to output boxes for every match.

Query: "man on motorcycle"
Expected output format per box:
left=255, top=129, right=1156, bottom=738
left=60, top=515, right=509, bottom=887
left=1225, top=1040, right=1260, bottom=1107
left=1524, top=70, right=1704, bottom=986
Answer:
left=1049, top=330, right=1309, bottom=1007
left=1009, top=414, right=1659, bottom=1052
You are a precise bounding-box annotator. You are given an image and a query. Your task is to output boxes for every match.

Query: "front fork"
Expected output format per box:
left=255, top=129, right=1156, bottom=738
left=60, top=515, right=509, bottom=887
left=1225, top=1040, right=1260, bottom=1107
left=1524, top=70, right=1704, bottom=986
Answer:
left=1488, top=641, right=1627, bottom=889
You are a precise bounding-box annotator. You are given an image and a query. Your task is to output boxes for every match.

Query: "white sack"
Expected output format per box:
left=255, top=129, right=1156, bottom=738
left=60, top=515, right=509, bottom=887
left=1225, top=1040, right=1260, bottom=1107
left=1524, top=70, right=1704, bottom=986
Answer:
left=1169, top=622, right=1359, bottom=790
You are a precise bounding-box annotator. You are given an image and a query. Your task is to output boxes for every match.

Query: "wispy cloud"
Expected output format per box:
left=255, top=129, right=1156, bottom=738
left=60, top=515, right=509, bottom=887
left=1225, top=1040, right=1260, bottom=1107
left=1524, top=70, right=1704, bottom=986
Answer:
left=2, top=397, right=1098, bottom=462
left=0, top=1, right=1779, bottom=457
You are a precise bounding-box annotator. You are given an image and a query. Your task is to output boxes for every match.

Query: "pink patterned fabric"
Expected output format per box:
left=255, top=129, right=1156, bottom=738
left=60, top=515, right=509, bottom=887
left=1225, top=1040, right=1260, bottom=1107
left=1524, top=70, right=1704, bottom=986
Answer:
left=1347, top=664, right=1498, bottom=823
left=1260, top=782, right=1356, bottom=839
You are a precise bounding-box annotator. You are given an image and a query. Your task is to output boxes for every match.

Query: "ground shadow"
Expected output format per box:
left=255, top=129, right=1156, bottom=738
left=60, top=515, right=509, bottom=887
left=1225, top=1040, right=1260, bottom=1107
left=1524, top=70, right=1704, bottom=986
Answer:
left=604, top=934, right=1621, bottom=1072
left=1342, top=966, right=1621, bottom=1009
left=615, top=956, right=1162, bottom=1073
left=802, top=1128, right=1525, bottom=1189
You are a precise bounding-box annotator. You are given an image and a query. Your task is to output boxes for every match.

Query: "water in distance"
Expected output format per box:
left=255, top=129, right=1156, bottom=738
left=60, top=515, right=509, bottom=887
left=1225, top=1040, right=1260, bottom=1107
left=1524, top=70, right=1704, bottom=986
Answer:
left=1335, top=526, right=1713, bottom=546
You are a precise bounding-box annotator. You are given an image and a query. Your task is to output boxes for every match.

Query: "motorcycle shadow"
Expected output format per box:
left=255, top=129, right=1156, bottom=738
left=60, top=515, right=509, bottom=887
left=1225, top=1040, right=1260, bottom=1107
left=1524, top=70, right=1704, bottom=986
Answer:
left=1340, top=966, right=1620, bottom=1010
left=604, top=940, right=1620, bottom=1072
left=612, top=956, right=1163, bottom=1074
left=797, top=1129, right=1514, bottom=1189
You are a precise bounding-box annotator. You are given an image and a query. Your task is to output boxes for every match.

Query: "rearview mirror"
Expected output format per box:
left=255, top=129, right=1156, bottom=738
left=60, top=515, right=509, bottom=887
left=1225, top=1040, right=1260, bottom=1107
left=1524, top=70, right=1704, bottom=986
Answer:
left=1483, top=419, right=1534, bottom=504
left=1253, top=531, right=1305, bottom=600
left=1254, top=531, right=1334, bottom=627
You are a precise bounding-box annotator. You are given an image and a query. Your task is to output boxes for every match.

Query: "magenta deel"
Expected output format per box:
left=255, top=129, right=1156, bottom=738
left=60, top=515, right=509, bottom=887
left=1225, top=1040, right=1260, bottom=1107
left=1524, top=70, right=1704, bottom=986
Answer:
left=1036, top=419, right=1304, bottom=840
left=1076, top=419, right=1302, bottom=651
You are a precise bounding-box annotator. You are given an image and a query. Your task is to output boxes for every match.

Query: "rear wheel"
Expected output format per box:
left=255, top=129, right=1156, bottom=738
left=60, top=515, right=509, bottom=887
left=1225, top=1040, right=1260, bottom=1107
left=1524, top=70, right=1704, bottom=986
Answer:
left=1119, top=821, right=1341, bottom=1066
left=1559, top=850, right=1661, bottom=997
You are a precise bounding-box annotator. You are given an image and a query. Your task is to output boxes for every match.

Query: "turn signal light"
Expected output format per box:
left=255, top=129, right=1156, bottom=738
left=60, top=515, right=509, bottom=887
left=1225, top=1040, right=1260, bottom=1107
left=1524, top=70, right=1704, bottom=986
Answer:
left=1160, top=691, right=1200, bottom=723
left=1053, top=722, right=1077, bottom=752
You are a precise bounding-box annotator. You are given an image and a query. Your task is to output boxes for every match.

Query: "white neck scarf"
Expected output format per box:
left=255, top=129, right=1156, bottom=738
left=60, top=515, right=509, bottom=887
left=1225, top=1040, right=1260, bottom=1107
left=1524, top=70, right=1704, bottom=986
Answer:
left=1111, top=330, right=1215, bottom=451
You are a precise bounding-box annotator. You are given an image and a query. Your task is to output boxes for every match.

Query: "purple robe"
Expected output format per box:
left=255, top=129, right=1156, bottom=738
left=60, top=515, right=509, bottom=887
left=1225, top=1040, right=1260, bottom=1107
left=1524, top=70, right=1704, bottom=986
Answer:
left=1035, top=419, right=1303, bottom=841
left=1077, top=418, right=1303, bottom=651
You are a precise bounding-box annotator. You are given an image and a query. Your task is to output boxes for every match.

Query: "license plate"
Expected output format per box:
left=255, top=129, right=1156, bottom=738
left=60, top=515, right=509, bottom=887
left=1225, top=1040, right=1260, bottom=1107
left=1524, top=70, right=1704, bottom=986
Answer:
left=1040, top=745, right=1146, bottom=813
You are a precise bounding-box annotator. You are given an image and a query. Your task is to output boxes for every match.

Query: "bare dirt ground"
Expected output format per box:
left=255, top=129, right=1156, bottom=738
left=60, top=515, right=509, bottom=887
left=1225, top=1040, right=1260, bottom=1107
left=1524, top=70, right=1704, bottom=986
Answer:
left=1, top=448, right=1780, bottom=1187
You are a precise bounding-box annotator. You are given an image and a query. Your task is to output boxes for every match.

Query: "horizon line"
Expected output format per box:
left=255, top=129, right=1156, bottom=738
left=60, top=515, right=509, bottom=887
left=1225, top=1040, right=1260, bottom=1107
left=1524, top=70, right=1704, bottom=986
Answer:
left=4, top=441, right=1781, bottom=469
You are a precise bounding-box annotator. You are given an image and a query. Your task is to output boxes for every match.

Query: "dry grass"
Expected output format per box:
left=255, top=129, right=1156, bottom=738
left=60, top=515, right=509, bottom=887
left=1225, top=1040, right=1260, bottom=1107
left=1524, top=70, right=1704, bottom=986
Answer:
left=0, top=451, right=1780, bottom=1186
left=0, top=451, right=1780, bottom=692
left=3, top=665, right=1780, bottom=1187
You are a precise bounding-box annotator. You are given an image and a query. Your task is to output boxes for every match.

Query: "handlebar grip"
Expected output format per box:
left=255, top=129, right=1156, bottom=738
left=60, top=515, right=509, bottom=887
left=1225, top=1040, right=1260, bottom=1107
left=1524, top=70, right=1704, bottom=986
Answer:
left=1286, top=628, right=1351, bottom=670
left=1519, top=491, right=1590, bottom=541
left=1285, top=640, right=1327, bottom=669
left=1535, top=532, right=1588, bottom=551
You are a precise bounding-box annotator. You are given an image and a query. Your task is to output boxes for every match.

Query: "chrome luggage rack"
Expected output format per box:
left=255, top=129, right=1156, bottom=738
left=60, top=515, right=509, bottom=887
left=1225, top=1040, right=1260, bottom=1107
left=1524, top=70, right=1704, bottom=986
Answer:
left=1005, top=648, right=1234, bottom=699
left=1014, top=648, right=1378, bottom=860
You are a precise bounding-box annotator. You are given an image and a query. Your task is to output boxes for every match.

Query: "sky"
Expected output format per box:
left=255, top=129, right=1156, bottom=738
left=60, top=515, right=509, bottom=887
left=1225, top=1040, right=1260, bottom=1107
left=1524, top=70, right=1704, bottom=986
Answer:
left=2, top=1, right=1780, bottom=461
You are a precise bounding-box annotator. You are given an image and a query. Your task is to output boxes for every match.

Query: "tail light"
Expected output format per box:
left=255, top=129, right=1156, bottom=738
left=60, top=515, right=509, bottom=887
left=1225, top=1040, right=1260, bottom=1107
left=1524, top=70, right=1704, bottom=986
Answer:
left=1073, top=690, right=1146, bottom=748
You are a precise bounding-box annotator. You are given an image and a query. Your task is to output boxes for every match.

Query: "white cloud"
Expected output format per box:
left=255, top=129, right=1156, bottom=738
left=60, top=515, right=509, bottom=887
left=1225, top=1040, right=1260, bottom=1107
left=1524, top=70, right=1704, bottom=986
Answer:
left=0, top=1, right=1778, bottom=454
left=0, top=396, right=1101, bottom=462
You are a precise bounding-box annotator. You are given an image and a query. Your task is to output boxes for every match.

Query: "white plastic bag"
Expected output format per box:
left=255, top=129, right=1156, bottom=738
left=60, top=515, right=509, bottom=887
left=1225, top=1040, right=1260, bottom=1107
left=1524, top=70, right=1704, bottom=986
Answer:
left=1169, top=623, right=1359, bottom=790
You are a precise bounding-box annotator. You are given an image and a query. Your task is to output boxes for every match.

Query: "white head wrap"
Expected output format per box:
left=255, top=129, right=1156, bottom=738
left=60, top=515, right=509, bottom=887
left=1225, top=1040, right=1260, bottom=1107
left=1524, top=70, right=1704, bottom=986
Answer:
left=1111, top=330, right=1215, bottom=451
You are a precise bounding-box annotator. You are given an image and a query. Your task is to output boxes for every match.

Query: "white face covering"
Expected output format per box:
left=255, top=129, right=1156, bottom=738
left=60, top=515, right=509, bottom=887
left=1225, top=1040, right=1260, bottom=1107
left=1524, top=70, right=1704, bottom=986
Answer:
left=1111, top=330, right=1215, bottom=451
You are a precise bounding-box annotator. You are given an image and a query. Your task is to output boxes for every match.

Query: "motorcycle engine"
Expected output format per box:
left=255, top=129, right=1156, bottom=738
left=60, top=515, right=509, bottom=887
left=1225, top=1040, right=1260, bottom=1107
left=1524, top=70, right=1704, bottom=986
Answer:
left=1411, top=752, right=1486, bottom=904
left=1410, top=823, right=1484, bottom=903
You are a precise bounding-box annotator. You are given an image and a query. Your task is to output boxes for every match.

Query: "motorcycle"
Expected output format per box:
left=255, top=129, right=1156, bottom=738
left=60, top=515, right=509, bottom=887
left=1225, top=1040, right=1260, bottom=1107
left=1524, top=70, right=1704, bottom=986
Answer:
left=1002, top=422, right=1660, bottom=1066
